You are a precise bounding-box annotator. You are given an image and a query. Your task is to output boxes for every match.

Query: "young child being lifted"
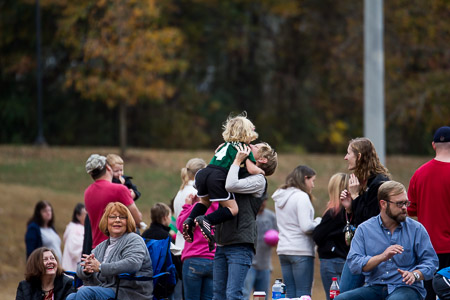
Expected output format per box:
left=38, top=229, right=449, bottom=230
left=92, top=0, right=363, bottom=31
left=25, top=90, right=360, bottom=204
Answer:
left=182, top=112, right=265, bottom=250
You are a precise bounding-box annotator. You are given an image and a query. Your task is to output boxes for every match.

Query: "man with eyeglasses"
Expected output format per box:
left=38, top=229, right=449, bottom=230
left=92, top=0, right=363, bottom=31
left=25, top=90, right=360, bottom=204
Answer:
left=408, top=126, right=450, bottom=300
left=335, top=181, right=438, bottom=300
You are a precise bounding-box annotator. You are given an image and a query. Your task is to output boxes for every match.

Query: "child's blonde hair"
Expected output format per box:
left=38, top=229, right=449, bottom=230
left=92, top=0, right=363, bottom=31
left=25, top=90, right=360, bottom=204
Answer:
left=222, top=112, right=258, bottom=144
left=106, top=154, right=124, bottom=167
left=180, top=158, right=207, bottom=190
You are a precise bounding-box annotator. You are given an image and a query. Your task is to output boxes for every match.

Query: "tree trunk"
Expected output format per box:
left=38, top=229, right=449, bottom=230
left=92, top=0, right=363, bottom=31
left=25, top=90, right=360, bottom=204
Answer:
left=119, top=101, right=127, bottom=157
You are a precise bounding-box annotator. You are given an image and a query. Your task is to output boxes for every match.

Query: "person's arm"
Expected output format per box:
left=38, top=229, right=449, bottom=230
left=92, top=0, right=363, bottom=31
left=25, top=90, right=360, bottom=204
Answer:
left=25, top=224, right=41, bottom=258
left=127, top=202, right=142, bottom=225
left=397, top=269, right=424, bottom=285
left=225, top=165, right=265, bottom=196
left=312, top=210, right=333, bottom=246
left=296, top=193, right=321, bottom=234
left=362, top=244, right=405, bottom=272
left=409, top=224, right=439, bottom=281
left=99, top=234, right=148, bottom=275
left=245, top=159, right=265, bottom=175
left=124, top=176, right=141, bottom=201
left=346, top=226, right=372, bottom=274
left=225, top=144, right=266, bottom=197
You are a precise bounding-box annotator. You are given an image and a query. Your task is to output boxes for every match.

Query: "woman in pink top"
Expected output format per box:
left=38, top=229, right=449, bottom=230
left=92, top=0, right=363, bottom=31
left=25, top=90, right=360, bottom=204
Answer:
left=176, top=194, right=218, bottom=300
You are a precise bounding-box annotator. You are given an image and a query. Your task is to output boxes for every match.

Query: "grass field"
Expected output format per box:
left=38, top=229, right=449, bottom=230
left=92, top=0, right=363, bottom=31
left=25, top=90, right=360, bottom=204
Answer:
left=0, top=145, right=431, bottom=299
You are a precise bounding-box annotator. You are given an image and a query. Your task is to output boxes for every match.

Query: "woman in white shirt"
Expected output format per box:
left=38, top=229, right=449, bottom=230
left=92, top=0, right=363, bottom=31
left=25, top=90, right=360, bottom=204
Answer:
left=62, top=203, right=86, bottom=271
left=272, top=165, right=322, bottom=298
left=173, top=158, right=206, bottom=250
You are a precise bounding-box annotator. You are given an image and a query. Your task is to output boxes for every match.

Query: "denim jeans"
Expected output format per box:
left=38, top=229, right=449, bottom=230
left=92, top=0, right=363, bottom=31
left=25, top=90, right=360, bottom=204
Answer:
left=213, top=244, right=254, bottom=300
left=242, top=267, right=271, bottom=300
left=319, top=257, right=345, bottom=300
left=183, top=257, right=214, bottom=300
left=335, top=284, right=422, bottom=300
left=278, top=255, right=314, bottom=298
left=66, top=286, right=115, bottom=300
left=339, top=260, right=365, bottom=293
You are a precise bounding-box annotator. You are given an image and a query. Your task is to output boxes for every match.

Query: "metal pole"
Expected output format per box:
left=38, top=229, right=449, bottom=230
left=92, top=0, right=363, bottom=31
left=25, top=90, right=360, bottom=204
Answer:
left=35, top=0, right=47, bottom=145
left=364, top=0, right=385, bottom=164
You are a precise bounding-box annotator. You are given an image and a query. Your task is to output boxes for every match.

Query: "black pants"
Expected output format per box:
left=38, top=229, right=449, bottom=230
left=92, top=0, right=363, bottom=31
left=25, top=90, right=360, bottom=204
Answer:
left=425, top=253, right=450, bottom=300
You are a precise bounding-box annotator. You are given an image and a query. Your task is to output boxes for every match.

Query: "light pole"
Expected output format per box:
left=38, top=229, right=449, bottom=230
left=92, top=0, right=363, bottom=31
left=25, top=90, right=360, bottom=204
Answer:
left=364, top=0, right=385, bottom=164
left=35, top=0, right=47, bottom=146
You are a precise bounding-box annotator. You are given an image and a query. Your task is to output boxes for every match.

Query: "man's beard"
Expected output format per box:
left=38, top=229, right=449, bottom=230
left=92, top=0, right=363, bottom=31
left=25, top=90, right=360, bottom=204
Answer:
left=386, top=204, right=407, bottom=223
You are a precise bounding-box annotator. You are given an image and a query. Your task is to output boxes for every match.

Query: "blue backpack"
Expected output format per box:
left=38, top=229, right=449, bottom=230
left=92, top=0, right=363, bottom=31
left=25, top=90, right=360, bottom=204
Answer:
left=145, top=237, right=177, bottom=300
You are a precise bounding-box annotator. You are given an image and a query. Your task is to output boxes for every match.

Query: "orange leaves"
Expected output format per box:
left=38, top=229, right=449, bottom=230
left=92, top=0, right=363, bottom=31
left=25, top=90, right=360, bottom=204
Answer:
left=58, top=0, right=186, bottom=107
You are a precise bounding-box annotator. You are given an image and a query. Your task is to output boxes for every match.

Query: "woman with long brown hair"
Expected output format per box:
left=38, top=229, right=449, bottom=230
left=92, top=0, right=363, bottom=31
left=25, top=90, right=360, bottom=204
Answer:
left=273, top=165, right=322, bottom=298
left=339, top=137, right=391, bottom=292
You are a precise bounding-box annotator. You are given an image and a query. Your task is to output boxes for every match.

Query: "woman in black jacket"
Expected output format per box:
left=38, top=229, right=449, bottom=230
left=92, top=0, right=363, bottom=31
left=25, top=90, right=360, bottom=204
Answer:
left=16, top=247, right=74, bottom=300
left=339, top=137, right=391, bottom=292
left=313, top=173, right=350, bottom=300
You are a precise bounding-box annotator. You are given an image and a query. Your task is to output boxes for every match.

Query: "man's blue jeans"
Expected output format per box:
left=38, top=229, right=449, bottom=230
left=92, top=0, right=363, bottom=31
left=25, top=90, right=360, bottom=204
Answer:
left=66, top=286, right=115, bottom=300
left=319, top=257, right=345, bottom=300
left=242, top=267, right=271, bottom=300
left=278, top=255, right=314, bottom=298
left=213, top=244, right=254, bottom=300
left=339, top=260, right=365, bottom=292
left=183, top=257, right=214, bottom=300
left=335, top=284, right=422, bottom=300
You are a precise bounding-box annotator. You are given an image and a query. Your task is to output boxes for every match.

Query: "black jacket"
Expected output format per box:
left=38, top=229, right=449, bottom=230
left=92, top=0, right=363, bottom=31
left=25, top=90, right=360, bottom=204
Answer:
left=352, top=173, right=390, bottom=227
left=214, top=169, right=267, bottom=252
left=16, top=273, right=75, bottom=300
left=142, top=223, right=182, bottom=280
left=313, top=207, right=350, bottom=260
left=112, top=175, right=141, bottom=201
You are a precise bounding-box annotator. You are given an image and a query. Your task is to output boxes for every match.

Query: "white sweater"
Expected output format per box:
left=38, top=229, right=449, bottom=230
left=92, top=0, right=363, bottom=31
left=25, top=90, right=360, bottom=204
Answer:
left=272, top=187, right=321, bottom=257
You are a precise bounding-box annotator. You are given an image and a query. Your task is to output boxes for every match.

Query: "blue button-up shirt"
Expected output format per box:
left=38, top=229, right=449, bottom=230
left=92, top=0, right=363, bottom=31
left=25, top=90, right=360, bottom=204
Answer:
left=347, top=215, right=438, bottom=299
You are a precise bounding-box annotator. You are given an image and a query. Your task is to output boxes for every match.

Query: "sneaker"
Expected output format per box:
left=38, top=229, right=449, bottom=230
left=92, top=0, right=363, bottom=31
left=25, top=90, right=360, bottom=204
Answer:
left=195, top=215, right=215, bottom=246
left=182, top=217, right=195, bottom=242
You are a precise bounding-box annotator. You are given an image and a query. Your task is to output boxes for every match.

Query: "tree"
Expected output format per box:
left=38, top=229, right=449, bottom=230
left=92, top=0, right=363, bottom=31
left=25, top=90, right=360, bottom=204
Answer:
left=58, top=0, right=187, bottom=155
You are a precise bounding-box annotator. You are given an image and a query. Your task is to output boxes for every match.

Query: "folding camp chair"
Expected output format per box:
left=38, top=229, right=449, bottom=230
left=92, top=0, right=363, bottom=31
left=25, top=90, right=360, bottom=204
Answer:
left=66, top=236, right=176, bottom=300
left=113, top=236, right=176, bottom=300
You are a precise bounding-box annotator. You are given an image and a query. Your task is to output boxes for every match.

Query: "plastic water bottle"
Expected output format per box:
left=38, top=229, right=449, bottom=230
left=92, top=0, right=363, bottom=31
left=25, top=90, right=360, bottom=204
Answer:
left=329, top=277, right=340, bottom=299
left=272, top=278, right=284, bottom=299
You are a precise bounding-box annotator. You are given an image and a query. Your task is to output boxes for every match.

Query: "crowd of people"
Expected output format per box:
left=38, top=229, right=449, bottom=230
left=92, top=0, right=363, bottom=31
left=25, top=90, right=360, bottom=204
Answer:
left=17, top=120, right=450, bottom=300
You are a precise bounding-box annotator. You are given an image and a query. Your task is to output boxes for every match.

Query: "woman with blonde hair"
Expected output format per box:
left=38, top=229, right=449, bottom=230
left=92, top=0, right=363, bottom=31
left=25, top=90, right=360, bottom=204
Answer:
left=273, top=165, right=322, bottom=298
left=173, top=158, right=207, bottom=250
left=339, top=137, right=391, bottom=292
left=313, top=173, right=350, bottom=300
left=66, top=202, right=152, bottom=300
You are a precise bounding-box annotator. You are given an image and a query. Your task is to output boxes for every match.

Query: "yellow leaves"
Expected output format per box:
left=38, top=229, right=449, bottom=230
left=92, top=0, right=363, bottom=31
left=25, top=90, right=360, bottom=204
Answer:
left=318, top=120, right=349, bottom=150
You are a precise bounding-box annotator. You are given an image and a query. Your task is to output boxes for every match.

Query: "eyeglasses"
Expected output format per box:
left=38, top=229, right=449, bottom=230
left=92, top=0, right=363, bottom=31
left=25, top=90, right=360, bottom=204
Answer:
left=385, top=200, right=411, bottom=208
left=108, top=215, right=127, bottom=220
